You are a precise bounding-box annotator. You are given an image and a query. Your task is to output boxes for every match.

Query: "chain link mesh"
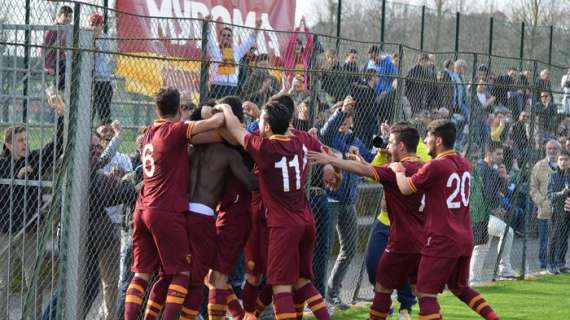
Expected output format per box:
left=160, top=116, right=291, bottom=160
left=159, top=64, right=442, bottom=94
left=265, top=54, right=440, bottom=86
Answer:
left=1, top=0, right=570, bottom=319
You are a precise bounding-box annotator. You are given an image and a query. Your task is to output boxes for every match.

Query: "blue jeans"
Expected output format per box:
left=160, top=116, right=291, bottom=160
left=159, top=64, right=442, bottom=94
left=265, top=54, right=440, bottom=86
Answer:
left=310, top=191, right=332, bottom=296
left=116, top=235, right=133, bottom=319
left=365, top=219, right=416, bottom=311
left=538, top=219, right=549, bottom=269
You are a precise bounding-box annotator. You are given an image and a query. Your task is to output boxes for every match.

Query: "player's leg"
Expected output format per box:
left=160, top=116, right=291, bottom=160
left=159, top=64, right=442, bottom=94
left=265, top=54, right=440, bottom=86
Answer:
left=143, top=275, right=171, bottom=319
left=415, top=255, right=457, bottom=320
left=293, top=225, right=329, bottom=320
left=125, top=209, right=159, bottom=320
left=149, top=211, right=192, bottom=320
left=448, top=256, right=499, bottom=320
left=268, top=225, right=304, bottom=320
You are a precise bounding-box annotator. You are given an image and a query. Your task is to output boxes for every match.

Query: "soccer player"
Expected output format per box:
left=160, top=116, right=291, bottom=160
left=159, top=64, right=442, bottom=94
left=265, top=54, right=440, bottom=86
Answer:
left=390, top=120, right=500, bottom=320
left=178, top=96, right=258, bottom=320
left=124, top=87, right=225, bottom=320
left=308, top=123, right=425, bottom=320
left=219, top=101, right=332, bottom=320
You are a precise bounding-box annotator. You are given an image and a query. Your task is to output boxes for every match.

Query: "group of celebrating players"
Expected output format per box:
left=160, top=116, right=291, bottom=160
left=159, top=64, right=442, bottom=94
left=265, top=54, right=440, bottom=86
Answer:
left=122, top=86, right=500, bottom=320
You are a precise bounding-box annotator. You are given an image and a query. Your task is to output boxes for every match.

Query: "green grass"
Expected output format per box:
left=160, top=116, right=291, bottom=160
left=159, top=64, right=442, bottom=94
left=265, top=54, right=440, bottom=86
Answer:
left=310, top=274, right=570, bottom=319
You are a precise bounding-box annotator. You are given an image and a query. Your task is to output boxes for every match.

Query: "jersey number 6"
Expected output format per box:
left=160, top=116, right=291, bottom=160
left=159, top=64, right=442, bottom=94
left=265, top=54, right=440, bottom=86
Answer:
left=142, top=144, right=155, bottom=177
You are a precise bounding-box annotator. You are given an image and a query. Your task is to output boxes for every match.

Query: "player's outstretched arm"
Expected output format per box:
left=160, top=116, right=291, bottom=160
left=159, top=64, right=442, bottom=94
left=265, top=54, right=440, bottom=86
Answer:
left=389, top=162, right=414, bottom=195
left=308, top=150, right=375, bottom=179
left=191, top=112, right=225, bottom=136
left=219, top=104, right=248, bottom=147
left=226, top=148, right=259, bottom=191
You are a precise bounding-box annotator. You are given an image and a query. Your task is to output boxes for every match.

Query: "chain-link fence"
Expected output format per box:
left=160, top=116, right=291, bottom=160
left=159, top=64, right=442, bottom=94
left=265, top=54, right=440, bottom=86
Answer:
left=1, top=0, right=570, bottom=319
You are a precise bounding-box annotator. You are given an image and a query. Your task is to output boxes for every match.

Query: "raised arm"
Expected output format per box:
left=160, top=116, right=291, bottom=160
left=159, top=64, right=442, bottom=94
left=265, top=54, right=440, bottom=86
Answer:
left=390, top=162, right=414, bottom=195
left=190, top=112, right=225, bottom=136
left=308, top=150, right=375, bottom=179
left=219, top=105, right=248, bottom=147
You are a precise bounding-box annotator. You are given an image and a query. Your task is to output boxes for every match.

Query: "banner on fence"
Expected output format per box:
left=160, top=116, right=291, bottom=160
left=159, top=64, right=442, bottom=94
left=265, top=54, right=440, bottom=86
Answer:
left=114, top=0, right=296, bottom=97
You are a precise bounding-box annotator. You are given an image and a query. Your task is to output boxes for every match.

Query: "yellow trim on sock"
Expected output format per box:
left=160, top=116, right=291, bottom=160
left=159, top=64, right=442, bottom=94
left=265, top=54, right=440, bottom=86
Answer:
left=166, top=295, right=185, bottom=304
left=125, top=295, right=143, bottom=305
left=181, top=307, right=199, bottom=315
left=419, top=314, right=441, bottom=320
left=476, top=302, right=490, bottom=313
left=468, top=295, right=483, bottom=308
left=169, top=284, right=189, bottom=294
left=128, top=283, right=145, bottom=293
left=208, top=303, right=227, bottom=311
left=144, top=308, right=159, bottom=318
left=275, top=312, right=298, bottom=319
left=146, top=300, right=162, bottom=310
left=227, top=294, right=238, bottom=302
left=310, top=302, right=326, bottom=312
left=306, top=294, right=321, bottom=305
left=370, top=308, right=388, bottom=317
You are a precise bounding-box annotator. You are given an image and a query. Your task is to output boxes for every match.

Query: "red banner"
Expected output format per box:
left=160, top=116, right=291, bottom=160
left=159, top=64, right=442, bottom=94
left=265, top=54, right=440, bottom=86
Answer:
left=114, top=0, right=296, bottom=97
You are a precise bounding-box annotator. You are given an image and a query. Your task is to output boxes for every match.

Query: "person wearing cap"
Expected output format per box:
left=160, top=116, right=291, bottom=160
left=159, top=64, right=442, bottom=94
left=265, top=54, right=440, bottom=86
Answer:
left=89, top=13, right=114, bottom=123
left=363, top=45, right=397, bottom=97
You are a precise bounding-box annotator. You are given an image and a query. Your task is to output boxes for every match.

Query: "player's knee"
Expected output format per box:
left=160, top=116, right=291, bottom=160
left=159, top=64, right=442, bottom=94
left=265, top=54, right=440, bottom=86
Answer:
left=294, top=278, right=310, bottom=290
left=133, top=273, right=151, bottom=282
left=415, top=291, right=437, bottom=299
left=273, top=284, right=293, bottom=294
left=374, top=282, right=392, bottom=294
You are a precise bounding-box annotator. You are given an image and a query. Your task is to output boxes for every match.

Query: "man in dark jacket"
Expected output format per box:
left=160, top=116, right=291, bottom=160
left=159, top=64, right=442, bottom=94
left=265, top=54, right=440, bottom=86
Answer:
left=405, top=53, right=437, bottom=115
left=546, top=151, right=570, bottom=274
left=510, top=111, right=530, bottom=169
left=0, top=95, right=64, bottom=319
left=351, top=69, right=380, bottom=148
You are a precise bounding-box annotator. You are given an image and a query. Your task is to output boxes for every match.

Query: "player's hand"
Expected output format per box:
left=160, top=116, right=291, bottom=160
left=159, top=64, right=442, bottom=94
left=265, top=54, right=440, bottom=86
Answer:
left=564, top=197, right=570, bottom=212
left=243, top=101, right=260, bottom=119
left=47, top=94, right=65, bottom=115
left=307, top=127, right=318, bottom=138
left=308, top=150, right=334, bottom=165
left=346, top=151, right=367, bottom=164
left=111, top=120, right=122, bottom=135
left=323, top=164, right=341, bottom=191
left=389, top=162, right=405, bottom=174
left=17, top=166, right=33, bottom=179
left=380, top=122, right=391, bottom=138
left=214, top=103, right=232, bottom=113
left=341, top=95, right=355, bottom=113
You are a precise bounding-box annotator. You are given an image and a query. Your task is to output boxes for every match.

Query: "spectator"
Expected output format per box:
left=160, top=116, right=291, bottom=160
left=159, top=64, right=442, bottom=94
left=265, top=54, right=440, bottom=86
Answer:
left=318, top=97, right=374, bottom=308
left=0, top=95, right=64, bottom=319
left=342, top=49, right=360, bottom=91
left=510, top=111, right=530, bottom=169
left=364, top=45, right=397, bottom=97
left=405, top=53, right=437, bottom=115
left=492, top=74, right=513, bottom=111
left=451, top=59, right=469, bottom=150
left=470, top=80, right=495, bottom=151
left=320, top=49, right=344, bottom=104
left=237, top=45, right=258, bottom=93
left=530, top=140, right=560, bottom=271
left=437, top=59, right=455, bottom=111
left=42, top=5, right=73, bottom=91
left=489, top=111, right=509, bottom=144
left=351, top=69, right=380, bottom=148
left=205, top=15, right=261, bottom=98
left=240, top=54, right=279, bottom=106
left=180, top=101, right=197, bottom=121
left=471, top=142, right=518, bottom=282
left=561, top=68, right=570, bottom=115
left=89, top=13, right=114, bottom=123
left=546, top=151, right=570, bottom=274
left=533, top=91, right=557, bottom=147
left=284, top=17, right=313, bottom=90
left=535, top=69, right=552, bottom=100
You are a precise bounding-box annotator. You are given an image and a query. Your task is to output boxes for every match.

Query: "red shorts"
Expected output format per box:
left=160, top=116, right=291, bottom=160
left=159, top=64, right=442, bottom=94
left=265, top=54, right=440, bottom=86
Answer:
left=244, top=201, right=268, bottom=276
left=376, top=251, right=421, bottom=289
left=214, top=205, right=251, bottom=275
left=187, top=212, right=217, bottom=286
left=131, top=209, right=190, bottom=275
left=266, top=224, right=315, bottom=285
left=416, top=255, right=471, bottom=295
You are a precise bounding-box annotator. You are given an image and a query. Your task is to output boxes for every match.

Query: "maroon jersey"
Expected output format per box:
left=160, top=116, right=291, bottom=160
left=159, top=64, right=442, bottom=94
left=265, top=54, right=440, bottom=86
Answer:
left=217, top=173, right=251, bottom=221
left=136, top=120, right=194, bottom=212
left=369, top=157, right=425, bottom=253
left=407, top=151, right=474, bottom=257
left=244, top=133, right=322, bottom=227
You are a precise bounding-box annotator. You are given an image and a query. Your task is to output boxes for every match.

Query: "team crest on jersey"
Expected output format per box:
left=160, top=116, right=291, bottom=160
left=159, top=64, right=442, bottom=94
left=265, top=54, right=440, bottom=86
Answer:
left=247, top=260, right=255, bottom=271
left=186, top=254, right=192, bottom=264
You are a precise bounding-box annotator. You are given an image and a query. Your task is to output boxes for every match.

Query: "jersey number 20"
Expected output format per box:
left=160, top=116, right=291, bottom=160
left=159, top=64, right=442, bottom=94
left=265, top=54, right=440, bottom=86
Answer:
left=446, top=172, right=471, bottom=209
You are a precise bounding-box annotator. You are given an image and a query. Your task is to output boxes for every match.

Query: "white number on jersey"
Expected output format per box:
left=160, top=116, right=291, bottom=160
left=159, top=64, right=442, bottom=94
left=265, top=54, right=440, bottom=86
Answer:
left=142, top=143, right=155, bottom=177
left=446, top=172, right=471, bottom=209
left=419, top=194, right=426, bottom=212
left=274, top=145, right=308, bottom=192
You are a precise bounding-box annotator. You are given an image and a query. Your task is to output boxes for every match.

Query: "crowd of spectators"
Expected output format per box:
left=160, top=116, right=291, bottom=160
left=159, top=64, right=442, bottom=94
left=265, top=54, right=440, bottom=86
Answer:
left=2, top=6, right=570, bottom=318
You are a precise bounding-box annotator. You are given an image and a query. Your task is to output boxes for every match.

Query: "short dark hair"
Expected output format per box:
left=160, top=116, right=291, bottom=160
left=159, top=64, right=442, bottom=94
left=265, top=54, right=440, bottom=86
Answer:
left=391, top=123, right=419, bottom=153
left=155, top=87, right=180, bottom=117
left=486, top=141, right=503, bottom=154
left=347, top=48, right=358, bottom=55
left=58, top=5, right=73, bottom=16
left=368, top=45, right=380, bottom=54
left=560, top=150, right=570, bottom=159
left=364, top=68, right=378, bottom=82
left=427, top=119, right=456, bottom=149
left=217, top=96, right=244, bottom=123
left=257, top=53, right=269, bottom=62
left=262, top=102, right=291, bottom=135
left=270, top=94, right=295, bottom=115
left=220, top=27, right=233, bottom=34
left=190, top=106, right=203, bottom=121
left=443, top=59, right=454, bottom=69
left=180, top=101, right=197, bottom=111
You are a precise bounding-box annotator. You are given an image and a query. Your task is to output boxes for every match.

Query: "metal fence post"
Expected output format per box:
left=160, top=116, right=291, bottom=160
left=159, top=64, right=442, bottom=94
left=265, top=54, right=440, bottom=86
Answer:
left=308, top=35, right=320, bottom=127
left=519, top=23, right=525, bottom=71
left=59, top=3, right=94, bottom=318
left=22, top=0, right=31, bottom=123
left=420, top=5, right=425, bottom=51
left=454, top=12, right=460, bottom=60
left=103, top=0, right=109, bottom=34
left=335, top=0, right=342, bottom=52
left=393, top=44, right=405, bottom=122
left=488, top=17, right=494, bottom=56
left=199, top=19, right=210, bottom=104
left=380, top=0, right=386, bottom=50
left=548, top=25, right=553, bottom=65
